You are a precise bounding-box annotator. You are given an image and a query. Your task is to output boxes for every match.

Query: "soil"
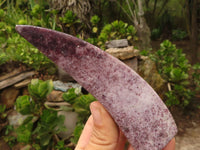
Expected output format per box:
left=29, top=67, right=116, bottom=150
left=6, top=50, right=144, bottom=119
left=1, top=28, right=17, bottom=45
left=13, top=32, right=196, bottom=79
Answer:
left=170, top=95, right=200, bottom=150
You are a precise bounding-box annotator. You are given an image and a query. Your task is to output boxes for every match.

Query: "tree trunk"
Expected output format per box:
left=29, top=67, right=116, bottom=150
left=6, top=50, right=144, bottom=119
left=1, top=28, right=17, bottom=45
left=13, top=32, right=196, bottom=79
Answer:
left=48, top=0, right=92, bottom=33
left=189, top=0, right=199, bottom=64
left=135, top=19, right=151, bottom=50
left=114, top=0, right=151, bottom=50
left=135, top=0, right=151, bottom=50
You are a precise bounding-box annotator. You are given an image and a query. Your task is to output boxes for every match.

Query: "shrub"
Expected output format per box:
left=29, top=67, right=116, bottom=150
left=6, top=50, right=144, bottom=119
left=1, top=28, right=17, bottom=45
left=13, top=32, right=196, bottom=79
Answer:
left=63, top=88, right=96, bottom=122
left=150, top=40, right=194, bottom=107
left=0, top=1, right=59, bottom=70
left=97, top=20, right=137, bottom=49
left=172, top=29, right=187, bottom=41
left=15, top=79, right=67, bottom=148
left=192, top=63, right=200, bottom=92
left=151, top=28, right=161, bottom=40
left=12, top=79, right=96, bottom=149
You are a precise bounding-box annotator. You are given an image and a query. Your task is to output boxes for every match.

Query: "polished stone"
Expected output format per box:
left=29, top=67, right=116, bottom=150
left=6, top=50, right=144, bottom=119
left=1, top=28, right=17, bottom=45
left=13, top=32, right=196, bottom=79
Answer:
left=16, top=25, right=177, bottom=150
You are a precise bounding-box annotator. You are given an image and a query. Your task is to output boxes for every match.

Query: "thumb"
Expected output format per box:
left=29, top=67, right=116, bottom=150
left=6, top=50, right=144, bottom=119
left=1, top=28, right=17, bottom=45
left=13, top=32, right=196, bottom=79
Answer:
left=85, top=101, right=119, bottom=150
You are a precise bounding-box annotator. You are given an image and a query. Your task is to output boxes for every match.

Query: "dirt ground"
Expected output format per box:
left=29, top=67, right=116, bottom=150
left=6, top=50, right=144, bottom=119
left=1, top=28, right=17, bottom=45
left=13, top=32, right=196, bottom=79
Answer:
left=175, top=125, right=200, bottom=150
left=169, top=103, right=200, bottom=149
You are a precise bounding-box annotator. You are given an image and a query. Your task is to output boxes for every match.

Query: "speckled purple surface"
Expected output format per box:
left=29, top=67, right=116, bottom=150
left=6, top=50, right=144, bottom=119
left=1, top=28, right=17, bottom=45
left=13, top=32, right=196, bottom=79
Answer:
left=16, top=25, right=177, bottom=150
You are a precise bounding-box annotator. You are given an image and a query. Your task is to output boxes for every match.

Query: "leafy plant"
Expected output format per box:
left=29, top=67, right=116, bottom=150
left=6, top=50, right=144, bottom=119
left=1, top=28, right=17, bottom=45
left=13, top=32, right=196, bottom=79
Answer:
left=62, top=88, right=96, bottom=145
left=152, top=40, right=191, bottom=82
left=172, top=29, right=187, bottom=41
left=15, top=79, right=67, bottom=149
left=192, top=63, right=200, bottom=92
left=150, top=40, right=193, bottom=107
left=62, top=88, right=78, bottom=104
left=59, top=10, right=81, bottom=35
left=85, top=15, right=101, bottom=45
left=70, top=123, right=84, bottom=144
left=151, top=28, right=161, bottom=40
left=90, top=15, right=100, bottom=26
left=16, top=121, right=33, bottom=143
left=5, top=33, right=52, bottom=70
left=28, top=79, right=53, bottom=100
left=91, top=15, right=100, bottom=34
left=14, top=79, right=97, bottom=149
left=3, top=133, right=16, bottom=147
left=0, top=9, right=5, bottom=18
left=33, top=109, right=66, bottom=147
left=140, top=49, right=149, bottom=56
left=55, top=140, right=72, bottom=150
left=4, top=125, right=14, bottom=136
left=0, top=0, right=58, bottom=70
left=73, top=94, right=96, bottom=122
left=0, top=104, right=7, bottom=119
left=63, top=88, right=96, bottom=122
left=60, top=10, right=80, bottom=26
left=16, top=95, right=34, bottom=115
left=97, top=20, right=137, bottom=49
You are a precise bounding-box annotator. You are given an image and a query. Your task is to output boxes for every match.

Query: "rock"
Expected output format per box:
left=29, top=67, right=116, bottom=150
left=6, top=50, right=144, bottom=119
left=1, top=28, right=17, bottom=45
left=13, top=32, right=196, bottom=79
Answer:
left=57, top=111, right=78, bottom=138
left=105, top=46, right=139, bottom=60
left=53, top=80, right=81, bottom=92
left=47, top=90, right=64, bottom=102
left=123, top=57, right=138, bottom=72
left=138, top=57, right=167, bottom=99
left=106, top=46, right=139, bottom=72
left=105, top=39, right=129, bottom=48
left=58, top=67, right=75, bottom=82
left=0, top=87, right=20, bottom=108
left=7, top=110, right=29, bottom=129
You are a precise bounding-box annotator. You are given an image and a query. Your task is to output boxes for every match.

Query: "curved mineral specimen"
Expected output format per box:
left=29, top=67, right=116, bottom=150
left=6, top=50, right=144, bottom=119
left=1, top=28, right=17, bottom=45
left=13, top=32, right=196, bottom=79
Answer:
left=16, top=25, right=177, bottom=150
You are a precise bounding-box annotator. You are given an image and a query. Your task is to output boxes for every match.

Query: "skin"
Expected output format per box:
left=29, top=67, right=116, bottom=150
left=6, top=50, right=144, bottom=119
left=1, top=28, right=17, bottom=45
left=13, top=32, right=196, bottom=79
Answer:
left=75, top=101, right=176, bottom=150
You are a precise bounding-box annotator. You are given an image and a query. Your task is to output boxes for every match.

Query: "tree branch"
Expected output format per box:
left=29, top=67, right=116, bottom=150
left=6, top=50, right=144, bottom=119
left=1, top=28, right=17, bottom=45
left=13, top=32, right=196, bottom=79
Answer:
left=126, top=0, right=135, bottom=20
left=153, top=0, right=157, bottom=15
left=137, top=0, right=145, bottom=25
left=158, top=0, right=169, bottom=16
left=115, top=1, right=136, bottom=24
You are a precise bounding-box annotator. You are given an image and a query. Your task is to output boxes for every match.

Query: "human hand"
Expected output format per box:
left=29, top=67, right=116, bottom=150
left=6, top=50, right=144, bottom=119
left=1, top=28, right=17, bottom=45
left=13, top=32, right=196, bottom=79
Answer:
left=75, top=101, right=175, bottom=150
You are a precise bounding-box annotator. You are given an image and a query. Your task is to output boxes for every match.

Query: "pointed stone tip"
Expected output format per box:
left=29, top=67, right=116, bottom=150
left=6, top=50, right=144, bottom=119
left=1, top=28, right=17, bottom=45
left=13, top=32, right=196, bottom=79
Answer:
left=16, top=25, right=31, bottom=34
left=15, top=25, right=24, bottom=33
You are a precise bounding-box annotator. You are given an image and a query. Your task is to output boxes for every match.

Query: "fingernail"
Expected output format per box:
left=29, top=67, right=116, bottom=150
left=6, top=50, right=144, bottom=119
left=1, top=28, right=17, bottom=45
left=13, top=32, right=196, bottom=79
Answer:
left=90, top=102, right=102, bottom=126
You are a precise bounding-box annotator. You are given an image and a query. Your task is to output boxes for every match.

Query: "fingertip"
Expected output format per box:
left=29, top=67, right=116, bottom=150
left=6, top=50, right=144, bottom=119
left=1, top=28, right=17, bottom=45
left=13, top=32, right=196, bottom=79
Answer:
left=163, top=138, right=176, bottom=150
left=90, top=101, right=102, bottom=126
left=90, top=101, right=102, bottom=109
left=128, top=144, right=135, bottom=150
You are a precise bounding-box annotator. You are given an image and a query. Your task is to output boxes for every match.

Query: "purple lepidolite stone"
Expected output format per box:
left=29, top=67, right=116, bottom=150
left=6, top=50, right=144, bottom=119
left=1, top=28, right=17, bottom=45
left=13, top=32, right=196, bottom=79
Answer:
left=16, top=25, right=177, bottom=150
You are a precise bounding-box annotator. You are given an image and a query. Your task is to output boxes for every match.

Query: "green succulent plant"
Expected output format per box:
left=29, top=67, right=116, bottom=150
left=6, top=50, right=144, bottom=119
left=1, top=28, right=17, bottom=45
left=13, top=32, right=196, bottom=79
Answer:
left=28, top=79, right=53, bottom=100
left=150, top=40, right=194, bottom=107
